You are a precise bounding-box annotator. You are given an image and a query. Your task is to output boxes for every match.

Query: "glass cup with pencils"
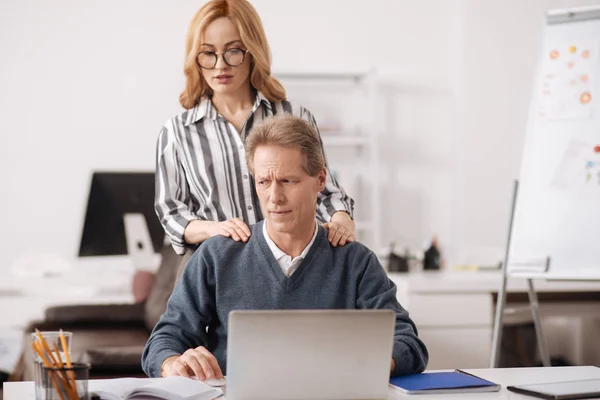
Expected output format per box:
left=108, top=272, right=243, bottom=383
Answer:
left=31, top=329, right=90, bottom=400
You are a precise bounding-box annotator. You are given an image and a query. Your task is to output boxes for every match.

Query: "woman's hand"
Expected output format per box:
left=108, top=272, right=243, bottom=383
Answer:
left=209, top=218, right=251, bottom=242
left=184, top=218, right=251, bottom=244
left=161, top=346, right=223, bottom=380
left=322, top=211, right=355, bottom=247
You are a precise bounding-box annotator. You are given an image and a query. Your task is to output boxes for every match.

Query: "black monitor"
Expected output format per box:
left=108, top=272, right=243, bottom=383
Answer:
left=78, top=172, right=165, bottom=257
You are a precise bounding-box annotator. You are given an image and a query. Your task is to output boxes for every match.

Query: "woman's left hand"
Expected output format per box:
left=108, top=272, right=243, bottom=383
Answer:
left=322, top=211, right=355, bottom=247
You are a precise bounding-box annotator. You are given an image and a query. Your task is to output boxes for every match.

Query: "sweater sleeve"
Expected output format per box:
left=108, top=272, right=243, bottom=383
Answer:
left=355, top=251, right=429, bottom=376
left=141, top=248, right=216, bottom=377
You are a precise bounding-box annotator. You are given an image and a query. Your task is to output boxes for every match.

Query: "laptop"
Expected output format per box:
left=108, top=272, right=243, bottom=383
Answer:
left=226, top=309, right=396, bottom=400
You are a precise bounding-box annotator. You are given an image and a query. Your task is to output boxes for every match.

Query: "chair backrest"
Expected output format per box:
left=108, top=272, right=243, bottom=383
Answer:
left=143, top=243, right=180, bottom=332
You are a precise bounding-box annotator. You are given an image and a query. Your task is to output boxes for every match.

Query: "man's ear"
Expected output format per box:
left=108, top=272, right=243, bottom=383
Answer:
left=317, top=168, right=326, bottom=191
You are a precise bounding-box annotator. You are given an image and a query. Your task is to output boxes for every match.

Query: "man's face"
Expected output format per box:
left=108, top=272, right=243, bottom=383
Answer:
left=253, top=145, right=326, bottom=236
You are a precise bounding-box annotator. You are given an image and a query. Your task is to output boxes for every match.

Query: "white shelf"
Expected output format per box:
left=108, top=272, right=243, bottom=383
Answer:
left=321, top=135, right=371, bottom=147
left=276, top=70, right=381, bottom=250
left=275, top=72, right=366, bottom=83
left=355, top=220, right=374, bottom=232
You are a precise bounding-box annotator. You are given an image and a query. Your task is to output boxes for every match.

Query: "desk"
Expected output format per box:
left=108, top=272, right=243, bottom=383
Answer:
left=4, top=366, right=600, bottom=399
left=0, top=260, right=134, bottom=375
left=387, top=271, right=600, bottom=369
left=0, top=258, right=135, bottom=330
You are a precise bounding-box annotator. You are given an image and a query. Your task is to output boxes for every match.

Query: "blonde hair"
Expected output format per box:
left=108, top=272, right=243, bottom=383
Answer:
left=246, top=114, right=325, bottom=176
left=179, top=0, right=286, bottom=109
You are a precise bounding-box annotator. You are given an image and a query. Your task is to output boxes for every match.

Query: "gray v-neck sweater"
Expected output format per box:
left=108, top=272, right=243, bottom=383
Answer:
left=142, top=221, right=428, bottom=377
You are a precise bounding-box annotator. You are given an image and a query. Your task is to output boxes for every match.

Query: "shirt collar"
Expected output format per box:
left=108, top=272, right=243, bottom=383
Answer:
left=184, top=90, right=271, bottom=126
left=262, top=220, right=318, bottom=261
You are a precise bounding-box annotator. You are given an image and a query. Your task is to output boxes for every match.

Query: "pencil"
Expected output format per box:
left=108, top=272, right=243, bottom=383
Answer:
left=54, top=343, right=78, bottom=397
left=59, top=330, right=76, bottom=388
left=31, top=340, right=66, bottom=400
left=59, top=330, right=72, bottom=369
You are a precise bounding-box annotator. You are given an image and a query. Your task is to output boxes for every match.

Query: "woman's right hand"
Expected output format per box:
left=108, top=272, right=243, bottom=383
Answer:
left=209, top=218, right=251, bottom=242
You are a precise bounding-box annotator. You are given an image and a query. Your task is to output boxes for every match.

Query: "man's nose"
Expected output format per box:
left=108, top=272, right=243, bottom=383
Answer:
left=269, top=183, right=284, bottom=203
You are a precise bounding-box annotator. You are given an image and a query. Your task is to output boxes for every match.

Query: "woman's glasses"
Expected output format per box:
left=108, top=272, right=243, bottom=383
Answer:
left=196, top=48, right=248, bottom=69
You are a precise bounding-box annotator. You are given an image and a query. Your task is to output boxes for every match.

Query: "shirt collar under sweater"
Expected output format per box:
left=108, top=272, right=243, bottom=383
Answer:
left=262, top=220, right=318, bottom=277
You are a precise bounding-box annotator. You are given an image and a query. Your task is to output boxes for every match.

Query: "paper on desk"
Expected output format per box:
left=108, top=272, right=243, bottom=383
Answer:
left=0, top=329, right=24, bottom=373
left=9, top=253, right=72, bottom=278
left=388, top=387, right=405, bottom=400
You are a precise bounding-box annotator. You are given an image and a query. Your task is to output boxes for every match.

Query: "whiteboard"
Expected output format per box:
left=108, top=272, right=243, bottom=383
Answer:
left=508, top=6, right=600, bottom=279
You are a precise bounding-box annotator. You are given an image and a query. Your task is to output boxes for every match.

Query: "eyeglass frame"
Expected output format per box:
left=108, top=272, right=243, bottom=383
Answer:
left=196, top=48, right=249, bottom=70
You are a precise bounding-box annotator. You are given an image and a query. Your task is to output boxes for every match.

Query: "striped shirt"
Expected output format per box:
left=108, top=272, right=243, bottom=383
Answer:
left=155, top=91, right=355, bottom=255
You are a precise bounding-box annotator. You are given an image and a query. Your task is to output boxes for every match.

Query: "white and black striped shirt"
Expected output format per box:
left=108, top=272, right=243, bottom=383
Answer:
left=155, top=91, right=354, bottom=255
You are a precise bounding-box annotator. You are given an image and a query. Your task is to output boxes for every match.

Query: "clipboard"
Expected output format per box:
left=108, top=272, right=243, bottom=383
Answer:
left=507, top=379, right=600, bottom=400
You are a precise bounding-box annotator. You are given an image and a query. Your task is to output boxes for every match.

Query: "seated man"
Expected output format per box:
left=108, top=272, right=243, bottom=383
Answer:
left=141, top=114, right=428, bottom=380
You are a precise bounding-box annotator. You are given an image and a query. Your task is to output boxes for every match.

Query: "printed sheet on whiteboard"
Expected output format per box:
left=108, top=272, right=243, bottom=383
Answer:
left=538, top=42, right=598, bottom=120
left=551, top=139, right=600, bottom=190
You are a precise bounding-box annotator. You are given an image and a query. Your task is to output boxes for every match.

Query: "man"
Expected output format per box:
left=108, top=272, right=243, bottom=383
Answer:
left=142, top=114, right=428, bottom=380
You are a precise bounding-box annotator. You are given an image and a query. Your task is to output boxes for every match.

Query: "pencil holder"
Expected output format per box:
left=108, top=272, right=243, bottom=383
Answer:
left=40, top=363, right=90, bottom=400
left=31, top=331, right=73, bottom=400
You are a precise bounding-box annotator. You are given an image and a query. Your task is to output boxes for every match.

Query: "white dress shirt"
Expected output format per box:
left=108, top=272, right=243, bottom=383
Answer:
left=262, top=221, right=318, bottom=277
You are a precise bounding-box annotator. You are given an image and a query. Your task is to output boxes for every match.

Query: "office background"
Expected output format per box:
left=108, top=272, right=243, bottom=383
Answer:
left=1, top=0, right=598, bottom=271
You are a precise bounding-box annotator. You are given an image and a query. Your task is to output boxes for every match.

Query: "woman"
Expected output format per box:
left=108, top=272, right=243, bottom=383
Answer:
left=155, top=0, right=355, bottom=267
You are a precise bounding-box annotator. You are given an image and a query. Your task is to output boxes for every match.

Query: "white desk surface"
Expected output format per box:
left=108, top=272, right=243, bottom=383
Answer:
left=5, top=366, right=600, bottom=399
left=387, top=270, right=600, bottom=294
left=0, top=259, right=135, bottom=331
left=0, top=256, right=136, bottom=298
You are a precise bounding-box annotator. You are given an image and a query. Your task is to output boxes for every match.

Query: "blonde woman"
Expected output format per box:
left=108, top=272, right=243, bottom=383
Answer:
left=155, top=0, right=355, bottom=269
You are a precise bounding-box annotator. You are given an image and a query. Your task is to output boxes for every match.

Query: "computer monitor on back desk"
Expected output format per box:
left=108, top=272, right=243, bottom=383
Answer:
left=78, top=171, right=165, bottom=270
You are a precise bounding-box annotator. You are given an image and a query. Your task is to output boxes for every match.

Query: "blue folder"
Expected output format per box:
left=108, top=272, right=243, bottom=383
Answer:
left=389, top=369, right=501, bottom=394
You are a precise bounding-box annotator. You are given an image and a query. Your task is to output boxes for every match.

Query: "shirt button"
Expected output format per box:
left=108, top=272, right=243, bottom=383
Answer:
left=247, top=205, right=253, bottom=210
left=243, top=174, right=248, bottom=179
left=238, top=144, right=244, bottom=150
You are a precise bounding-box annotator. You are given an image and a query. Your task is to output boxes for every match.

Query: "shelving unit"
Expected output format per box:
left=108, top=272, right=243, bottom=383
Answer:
left=320, top=135, right=371, bottom=147
left=274, top=71, right=382, bottom=251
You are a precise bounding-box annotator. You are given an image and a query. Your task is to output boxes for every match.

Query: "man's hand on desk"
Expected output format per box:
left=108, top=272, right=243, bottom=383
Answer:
left=161, top=346, right=224, bottom=381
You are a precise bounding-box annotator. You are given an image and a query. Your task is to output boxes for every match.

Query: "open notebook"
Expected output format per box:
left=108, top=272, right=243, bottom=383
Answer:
left=90, top=376, right=223, bottom=400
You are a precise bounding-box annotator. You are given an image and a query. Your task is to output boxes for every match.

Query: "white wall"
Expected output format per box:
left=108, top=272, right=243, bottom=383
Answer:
left=456, top=0, right=600, bottom=265
left=0, top=0, right=597, bottom=272
left=0, top=1, right=194, bottom=270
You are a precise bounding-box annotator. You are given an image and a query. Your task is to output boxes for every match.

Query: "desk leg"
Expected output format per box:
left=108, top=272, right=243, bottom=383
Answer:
left=527, top=278, right=551, bottom=367
left=490, top=180, right=519, bottom=368
left=490, top=274, right=507, bottom=368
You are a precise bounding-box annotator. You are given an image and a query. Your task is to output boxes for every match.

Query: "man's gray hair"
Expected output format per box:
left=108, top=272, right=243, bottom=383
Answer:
left=245, top=114, right=325, bottom=176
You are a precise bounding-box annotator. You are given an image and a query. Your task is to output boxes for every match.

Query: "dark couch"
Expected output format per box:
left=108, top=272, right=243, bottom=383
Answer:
left=11, top=244, right=181, bottom=380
